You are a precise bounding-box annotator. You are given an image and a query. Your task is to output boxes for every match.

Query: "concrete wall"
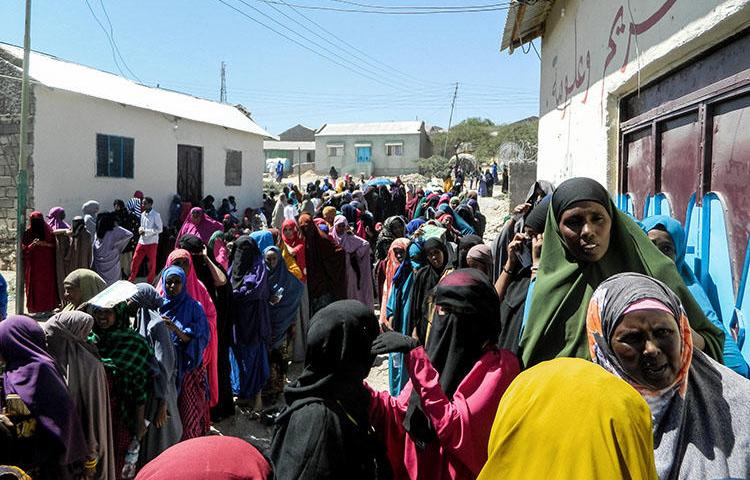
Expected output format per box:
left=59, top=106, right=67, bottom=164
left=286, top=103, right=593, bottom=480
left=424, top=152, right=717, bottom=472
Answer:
left=536, top=0, right=750, bottom=189
left=508, top=160, right=537, bottom=208
left=32, top=87, right=265, bottom=220
left=315, top=133, right=423, bottom=176
left=0, top=52, right=35, bottom=269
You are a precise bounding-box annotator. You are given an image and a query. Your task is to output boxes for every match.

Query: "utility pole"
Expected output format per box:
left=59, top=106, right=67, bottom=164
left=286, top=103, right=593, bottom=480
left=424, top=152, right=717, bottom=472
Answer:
left=220, top=61, right=227, bottom=103
left=297, top=147, right=302, bottom=189
left=16, top=0, right=32, bottom=314
left=443, top=82, right=458, bottom=158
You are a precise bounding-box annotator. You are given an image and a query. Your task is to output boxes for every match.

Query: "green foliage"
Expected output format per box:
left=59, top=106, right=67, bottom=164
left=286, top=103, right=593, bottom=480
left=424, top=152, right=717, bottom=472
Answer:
left=430, top=116, right=538, bottom=165
left=417, top=155, right=452, bottom=179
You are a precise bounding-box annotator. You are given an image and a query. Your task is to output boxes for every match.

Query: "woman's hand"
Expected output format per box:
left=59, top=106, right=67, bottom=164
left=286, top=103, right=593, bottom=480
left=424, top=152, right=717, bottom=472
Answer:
left=505, top=232, right=526, bottom=271
left=154, top=402, right=168, bottom=429
left=531, top=233, right=544, bottom=264
left=371, top=331, right=419, bottom=355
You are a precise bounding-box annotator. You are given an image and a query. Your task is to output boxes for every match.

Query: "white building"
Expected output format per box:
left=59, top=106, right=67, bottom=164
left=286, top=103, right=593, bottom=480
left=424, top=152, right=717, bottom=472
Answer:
left=0, top=43, right=274, bottom=225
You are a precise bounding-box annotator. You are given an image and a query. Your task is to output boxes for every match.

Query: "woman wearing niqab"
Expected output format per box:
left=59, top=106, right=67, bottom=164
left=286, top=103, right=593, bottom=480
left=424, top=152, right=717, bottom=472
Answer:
left=22, top=211, right=59, bottom=312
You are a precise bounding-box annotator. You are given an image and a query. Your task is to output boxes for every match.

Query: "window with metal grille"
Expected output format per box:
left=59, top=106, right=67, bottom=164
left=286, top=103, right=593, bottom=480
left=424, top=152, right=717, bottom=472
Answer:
left=327, top=144, right=344, bottom=157
left=386, top=143, right=404, bottom=156
left=96, top=134, right=134, bottom=178
left=225, top=149, right=242, bottom=186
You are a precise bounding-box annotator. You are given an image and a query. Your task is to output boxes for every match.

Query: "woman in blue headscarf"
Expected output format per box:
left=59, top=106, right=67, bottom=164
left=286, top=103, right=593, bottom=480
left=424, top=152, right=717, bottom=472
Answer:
left=159, top=266, right=211, bottom=439
left=406, top=218, right=426, bottom=237
left=262, top=245, right=304, bottom=403
left=386, top=242, right=425, bottom=396
left=437, top=204, right=475, bottom=236
left=250, top=230, right=275, bottom=253
left=642, top=215, right=748, bottom=377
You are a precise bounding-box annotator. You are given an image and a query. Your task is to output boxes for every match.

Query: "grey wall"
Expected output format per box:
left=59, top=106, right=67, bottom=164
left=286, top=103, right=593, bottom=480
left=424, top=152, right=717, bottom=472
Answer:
left=508, top=160, right=537, bottom=208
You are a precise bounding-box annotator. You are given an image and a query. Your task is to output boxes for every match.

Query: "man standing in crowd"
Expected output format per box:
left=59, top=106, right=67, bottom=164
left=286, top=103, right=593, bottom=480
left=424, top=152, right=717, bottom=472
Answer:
left=129, top=196, right=163, bottom=283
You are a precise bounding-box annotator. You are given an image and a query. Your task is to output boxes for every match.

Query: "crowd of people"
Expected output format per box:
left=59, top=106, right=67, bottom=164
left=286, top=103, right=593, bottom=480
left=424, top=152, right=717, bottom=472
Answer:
left=1, top=170, right=749, bottom=480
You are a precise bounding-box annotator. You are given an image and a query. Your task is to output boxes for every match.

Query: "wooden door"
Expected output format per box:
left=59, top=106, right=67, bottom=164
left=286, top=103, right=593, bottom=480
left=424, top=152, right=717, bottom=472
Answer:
left=177, top=145, right=203, bottom=204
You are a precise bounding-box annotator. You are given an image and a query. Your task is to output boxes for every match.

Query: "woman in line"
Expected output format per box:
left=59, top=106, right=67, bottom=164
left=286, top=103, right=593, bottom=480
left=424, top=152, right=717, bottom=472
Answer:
left=380, top=238, right=410, bottom=327
left=208, top=231, right=229, bottom=271
left=271, top=194, right=288, bottom=230
left=157, top=249, right=220, bottom=410
left=465, top=244, right=493, bottom=278
left=281, top=218, right=309, bottom=362
left=369, top=269, right=520, bottom=480
left=229, top=236, right=271, bottom=412
left=642, top=215, right=748, bottom=377
left=55, top=217, right=93, bottom=302
left=455, top=234, right=483, bottom=269
left=270, top=300, right=389, bottom=480
left=21, top=211, right=59, bottom=313
left=92, top=213, right=134, bottom=285
left=409, top=238, right=453, bottom=344
left=160, top=267, right=211, bottom=440
left=82, top=200, right=100, bottom=238
left=520, top=177, right=723, bottom=367
left=43, top=311, right=115, bottom=480
left=89, top=299, right=153, bottom=475
left=177, top=235, right=234, bottom=421
left=175, top=207, right=223, bottom=246
left=477, top=358, right=658, bottom=480
left=262, top=246, right=304, bottom=403
left=386, top=242, right=423, bottom=396
left=586, top=272, right=750, bottom=479
left=0, top=316, right=88, bottom=479
left=298, top=213, right=345, bottom=316
left=62, top=269, right=107, bottom=312
left=47, top=206, right=70, bottom=230
left=332, top=215, right=374, bottom=308
left=127, top=284, right=182, bottom=466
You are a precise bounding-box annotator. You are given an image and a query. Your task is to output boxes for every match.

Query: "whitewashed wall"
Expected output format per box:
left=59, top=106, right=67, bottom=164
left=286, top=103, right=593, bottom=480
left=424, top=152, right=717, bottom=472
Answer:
left=32, top=87, right=265, bottom=219
left=537, top=0, right=750, bottom=189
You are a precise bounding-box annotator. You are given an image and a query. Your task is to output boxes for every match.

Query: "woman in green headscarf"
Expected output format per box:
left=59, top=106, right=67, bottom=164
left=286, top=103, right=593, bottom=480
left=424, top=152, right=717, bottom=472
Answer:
left=519, top=177, right=723, bottom=368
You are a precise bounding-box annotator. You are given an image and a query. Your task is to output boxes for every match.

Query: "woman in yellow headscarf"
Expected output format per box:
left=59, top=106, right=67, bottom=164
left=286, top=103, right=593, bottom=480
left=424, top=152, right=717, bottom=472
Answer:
left=478, top=357, right=658, bottom=480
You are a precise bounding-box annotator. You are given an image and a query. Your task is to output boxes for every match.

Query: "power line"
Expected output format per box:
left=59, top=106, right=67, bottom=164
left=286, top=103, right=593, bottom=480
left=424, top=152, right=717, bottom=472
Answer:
left=328, top=0, right=510, bottom=10
left=82, top=0, right=127, bottom=78
left=253, top=0, right=511, bottom=14
left=218, top=0, right=412, bottom=91
left=96, top=0, right=142, bottom=82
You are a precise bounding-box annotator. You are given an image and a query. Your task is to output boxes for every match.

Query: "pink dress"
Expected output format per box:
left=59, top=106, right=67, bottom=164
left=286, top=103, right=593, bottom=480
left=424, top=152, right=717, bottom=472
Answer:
left=368, top=347, right=519, bottom=480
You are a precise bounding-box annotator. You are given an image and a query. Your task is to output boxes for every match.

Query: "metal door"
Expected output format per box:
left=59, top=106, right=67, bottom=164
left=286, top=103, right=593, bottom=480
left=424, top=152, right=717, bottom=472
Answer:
left=177, top=145, right=203, bottom=204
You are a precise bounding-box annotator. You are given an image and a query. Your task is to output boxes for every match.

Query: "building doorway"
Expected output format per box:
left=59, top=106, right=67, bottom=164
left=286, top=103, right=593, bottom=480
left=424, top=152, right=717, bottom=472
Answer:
left=177, top=144, right=203, bottom=204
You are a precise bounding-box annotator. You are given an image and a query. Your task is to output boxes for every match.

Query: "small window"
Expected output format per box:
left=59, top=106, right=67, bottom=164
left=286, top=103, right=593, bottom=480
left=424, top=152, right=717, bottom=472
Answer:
left=386, top=143, right=404, bottom=156
left=327, top=144, right=344, bottom=157
left=96, top=134, right=134, bottom=178
left=225, top=149, right=242, bottom=186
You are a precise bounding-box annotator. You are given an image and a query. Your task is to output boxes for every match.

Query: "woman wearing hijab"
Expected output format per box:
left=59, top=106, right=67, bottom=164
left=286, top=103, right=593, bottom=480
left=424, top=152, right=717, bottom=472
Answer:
left=262, top=246, right=304, bottom=403
left=21, top=211, right=59, bottom=313
left=436, top=204, right=474, bottom=237
left=332, top=215, right=374, bottom=308
left=409, top=238, right=453, bottom=344
left=43, top=311, right=115, bottom=480
left=455, top=234, right=483, bottom=269
left=466, top=244, right=492, bottom=278
left=92, top=212, right=134, bottom=286
left=281, top=218, right=309, bottom=362
left=270, top=300, right=389, bottom=480
left=250, top=230, right=275, bottom=253
left=520, top=177, right=723, bottom=368
left=271, top=194, right=288, bottom=230
left=586, top=273, right=750, bottom=479
left=369, top=270, right=520, bottom=480
left=477, top=358, right=658, bottom=480
left=160, top=267, right=211, bottom=440
left=55, top=216, right=93, bottom=303
left=47, top=206, right=70, bottom=231
left=386, top=242, right=423, bottom=396
left=82, top=200, right=100, bottom=237
left=127, top=284, right=182, bottom=466
left=136, top=436, right=272, bottom=480
left=168, top=195, right=182, bottom=230
left=175, top=207, right=223, bottom=246
left=157, top=249, right=220, bottom=410
left=0, top=316, right=88, bottom=479
left=380, top=238, right=410, bottom=326
left=642, top=215, right=748, bottom=377
left=207, top=231, right=230, bottom=271
left=228, top=236, right=271, bottom=412
left=298, top=213, right=346, bottom=315
left=62, top=269, right=107, bottom=312
left=88, top=300, right=152, bottom=475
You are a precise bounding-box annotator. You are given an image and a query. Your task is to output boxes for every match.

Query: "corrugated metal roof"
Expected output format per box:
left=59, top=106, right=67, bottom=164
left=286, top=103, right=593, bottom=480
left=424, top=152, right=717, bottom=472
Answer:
left=500, top=0, right=555, bottom=53
left=317, top=121, right=424, bottom=136
left=263, top=140, right=315, bottom=150
left=0, top=43, right=275, bottom=138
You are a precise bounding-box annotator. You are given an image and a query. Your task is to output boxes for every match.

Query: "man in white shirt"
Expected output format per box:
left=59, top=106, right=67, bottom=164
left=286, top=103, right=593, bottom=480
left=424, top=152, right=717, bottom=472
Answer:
left=128, top=196, right=163, bottom=283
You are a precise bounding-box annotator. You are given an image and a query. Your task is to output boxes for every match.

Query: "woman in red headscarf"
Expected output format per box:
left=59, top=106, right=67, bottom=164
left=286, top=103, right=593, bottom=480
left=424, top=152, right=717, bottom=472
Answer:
left=22, top=211, right=59, bottom=312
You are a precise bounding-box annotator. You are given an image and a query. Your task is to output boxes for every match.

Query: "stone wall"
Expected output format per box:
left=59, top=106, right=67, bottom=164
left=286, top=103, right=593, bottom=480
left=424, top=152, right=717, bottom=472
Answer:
left=0, top=50, right=35, bottom=271
left=508, top=160, right=537, bottom=209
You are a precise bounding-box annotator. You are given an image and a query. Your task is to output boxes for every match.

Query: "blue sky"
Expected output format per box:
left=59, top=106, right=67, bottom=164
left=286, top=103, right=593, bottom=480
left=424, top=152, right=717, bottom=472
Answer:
left=1, top=0, right=540, bottom=134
